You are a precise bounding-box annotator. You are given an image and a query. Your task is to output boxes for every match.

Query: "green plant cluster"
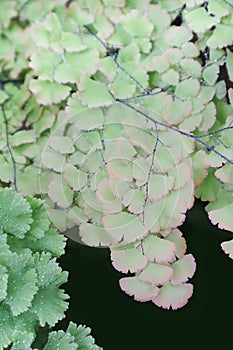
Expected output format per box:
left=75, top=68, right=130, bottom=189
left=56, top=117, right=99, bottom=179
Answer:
left=0, top=188, right=101, bottom=350
left=0, top=0, right=233, bottom=310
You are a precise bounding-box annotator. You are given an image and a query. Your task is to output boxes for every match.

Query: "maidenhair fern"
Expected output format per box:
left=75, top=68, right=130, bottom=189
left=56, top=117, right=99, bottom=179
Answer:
left=0, top=188, right=101, bottom=350
left=0, top=0, right=233, bottom=310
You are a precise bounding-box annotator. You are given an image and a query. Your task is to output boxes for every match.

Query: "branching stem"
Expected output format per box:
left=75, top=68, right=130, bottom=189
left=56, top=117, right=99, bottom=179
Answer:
left=116, top=99, right=233, bottom=166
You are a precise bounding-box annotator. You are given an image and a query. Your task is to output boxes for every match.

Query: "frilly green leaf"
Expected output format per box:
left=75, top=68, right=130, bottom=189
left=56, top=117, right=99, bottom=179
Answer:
left=66, top=322, right=102, bottom=350
left=0, top=188, right=32, bottom=238
left=43, top=330, right=77, bottom=350
left=42, top=322, right=102, bottom=350
left=6, top=251, right=38, bottom=316
left=0, top=264, right=8, bottom=302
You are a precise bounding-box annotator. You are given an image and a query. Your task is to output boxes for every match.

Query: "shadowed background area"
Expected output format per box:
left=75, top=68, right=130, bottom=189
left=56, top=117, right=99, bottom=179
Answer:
left=55, top=200, right=233, bottom=350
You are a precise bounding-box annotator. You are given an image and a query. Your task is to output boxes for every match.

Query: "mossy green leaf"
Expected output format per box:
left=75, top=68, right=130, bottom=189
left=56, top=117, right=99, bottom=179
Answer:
left=0, top=305, right=13, bottom=349
left=0, top=265, right=8, bottom=302
left=6, top=252, right=38, bottom=316
left=42, top=330, right=77, bottom=350
left=9, top=330, right=34, bottom=350
left=32, top=286, right=69, bottom=327
left=67, top=322, right=102, bottom=350
left=24, top=228, right=66, bottom=257
left=25, top=197, right=50, bottom=240
left=0, top=188, right=32, bottom=238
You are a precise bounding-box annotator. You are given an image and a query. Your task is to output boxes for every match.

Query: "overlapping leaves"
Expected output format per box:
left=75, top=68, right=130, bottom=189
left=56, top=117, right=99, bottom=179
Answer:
left=0, top=188, right=68, bottom=349
left=0, top=0, right=233, bottom=313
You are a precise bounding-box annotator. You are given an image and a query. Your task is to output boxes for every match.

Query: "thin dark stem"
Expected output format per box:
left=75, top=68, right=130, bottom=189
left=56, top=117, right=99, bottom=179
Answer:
left=1, top=104, right=18, bottom=190
left=17, top=0, right=34, bottom=13
left=197, top=125, right=233, bottom=138
left=142, top=123, right=159, bottom=224
left=84, top=25, right=233, bottom=168
left=116, top=99, right=233, bottom=166
left=84, top=25, right=149, bottom=93
left=223, top=0, right=233, bottom=8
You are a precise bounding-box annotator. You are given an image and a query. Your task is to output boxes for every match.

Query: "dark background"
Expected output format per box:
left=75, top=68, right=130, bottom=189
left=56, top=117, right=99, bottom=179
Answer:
left=55, top=200, right=233, bottom=350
